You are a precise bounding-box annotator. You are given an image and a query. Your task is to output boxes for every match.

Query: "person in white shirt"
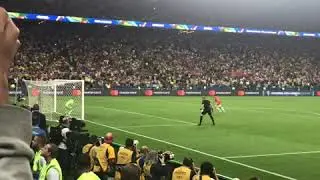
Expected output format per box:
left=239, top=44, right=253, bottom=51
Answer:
left=57, top=117, right=72, bottom=176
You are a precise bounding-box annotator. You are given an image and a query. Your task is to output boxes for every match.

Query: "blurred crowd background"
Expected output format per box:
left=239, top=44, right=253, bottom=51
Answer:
left=9, top=21, right=320, bottom=92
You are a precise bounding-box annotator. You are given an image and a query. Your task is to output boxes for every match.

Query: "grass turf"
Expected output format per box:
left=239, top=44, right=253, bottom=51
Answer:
left=82, top=96, right=320, bottom=180
left=37, top=96, right=320, bottom=179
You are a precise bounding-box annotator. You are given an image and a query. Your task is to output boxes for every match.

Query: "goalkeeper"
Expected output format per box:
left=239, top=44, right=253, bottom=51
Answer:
left=65, top=99, right=75, bottom=116
left=198, top=97, right=215, bottom=126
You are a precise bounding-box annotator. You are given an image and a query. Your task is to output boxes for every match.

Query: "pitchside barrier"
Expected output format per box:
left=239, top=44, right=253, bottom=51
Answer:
left=111, top=142, right=233, bottom=180
left=9, top=88, right=320, bottom=97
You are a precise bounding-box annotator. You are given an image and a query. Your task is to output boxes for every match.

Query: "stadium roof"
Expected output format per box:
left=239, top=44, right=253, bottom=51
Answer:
left=3, top=0, right=320, bottom=32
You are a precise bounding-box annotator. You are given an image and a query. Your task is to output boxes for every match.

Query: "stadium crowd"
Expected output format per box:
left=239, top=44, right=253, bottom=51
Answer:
left=0, top=12, right=258, bottom=180
left=1, top=6, right=320, bottom=180
left=8, top=21, right=320, bottom=91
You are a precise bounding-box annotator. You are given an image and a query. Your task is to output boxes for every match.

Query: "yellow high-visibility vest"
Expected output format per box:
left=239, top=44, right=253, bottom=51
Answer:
left=172, top=166, right=192, bottom=180
left=39, top=158, right=62, bottom=180
left=77, top=171, right=100, bottom=180
left=116, top=147, right=133, bottom=165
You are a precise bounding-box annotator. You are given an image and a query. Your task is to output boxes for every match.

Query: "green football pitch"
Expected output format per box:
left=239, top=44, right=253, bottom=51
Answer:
left=66, top=97, right=320, bottom=179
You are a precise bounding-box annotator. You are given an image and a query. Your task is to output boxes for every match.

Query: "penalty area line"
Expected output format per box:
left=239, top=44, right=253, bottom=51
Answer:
left=224, top=150, right=320, bottom=159
left=84, top=119, right=297, bottom=180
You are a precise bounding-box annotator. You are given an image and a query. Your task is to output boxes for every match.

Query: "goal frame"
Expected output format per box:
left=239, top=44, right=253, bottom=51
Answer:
left=23, top=79, right=85, bottom=120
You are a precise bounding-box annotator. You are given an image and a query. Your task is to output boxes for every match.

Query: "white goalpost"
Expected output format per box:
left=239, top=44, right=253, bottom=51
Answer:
left=23, top=80, right=85, bottom=121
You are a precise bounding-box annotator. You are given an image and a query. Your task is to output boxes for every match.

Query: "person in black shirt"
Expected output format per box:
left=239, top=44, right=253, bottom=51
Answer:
left=198, top=96, right=215, bottom=126
left=32, top=104, right=47, bottom=133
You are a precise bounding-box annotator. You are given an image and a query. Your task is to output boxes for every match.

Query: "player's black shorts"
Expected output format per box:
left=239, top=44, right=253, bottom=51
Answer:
left=201, top=108, right=213, bottom=116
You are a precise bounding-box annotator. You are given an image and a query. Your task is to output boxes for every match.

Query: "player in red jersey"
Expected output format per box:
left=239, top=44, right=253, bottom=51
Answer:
left=214, top=95, right=225, bottom=112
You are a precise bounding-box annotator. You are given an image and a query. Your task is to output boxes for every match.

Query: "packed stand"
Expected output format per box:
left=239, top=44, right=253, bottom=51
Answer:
left=9, top=20, right=320, bottom=92
left=1, top=16, right=271, bottom=180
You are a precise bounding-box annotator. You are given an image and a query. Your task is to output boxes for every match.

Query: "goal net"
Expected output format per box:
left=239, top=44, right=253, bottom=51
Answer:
left=23, top=80, right=84, bottom=121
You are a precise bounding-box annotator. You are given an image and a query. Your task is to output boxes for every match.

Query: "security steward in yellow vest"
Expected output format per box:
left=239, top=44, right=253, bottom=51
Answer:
left=115, top=138, right=137, bottom=180
left=82, top=135, right=99, bottom=170
left=92, top=133, right=116, bottom=179
left=77, top=154, right=101, bottom=180
left=82, top=143, right=94, bottom=154
left=172, top=158, right=196, bottom=180
left=39, top=143, right=63, bottom=180
left=31, top=135, right=46, bottom=179
left=192, top=175, right=213, bottom=180
left=192, top=161, right=219, bottom=180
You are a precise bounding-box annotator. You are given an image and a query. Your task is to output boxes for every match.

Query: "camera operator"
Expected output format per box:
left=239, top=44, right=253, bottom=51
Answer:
left=137, top=146, right=149, bottom=169
left=117, top=138, right=137, bottom=165
left=57, top=117, right=72, bottom=176
left=143, top=151, right=174, bottom=180
left=142, top=151, right=158, bottom=180
left=115, top=138, right=137, bottom=179
left=192, top=162, right=219, bottom=180
left=92, top=132, right=116, bottom=179
left=172, top=158, right=196, bottom=180
left=152, top=151, right=174, bottom=180
left=82, top=135, right=98, bottom=155
left=118, top=162, right=143, bottom=180
left=82, top=135, right=99, bottom=170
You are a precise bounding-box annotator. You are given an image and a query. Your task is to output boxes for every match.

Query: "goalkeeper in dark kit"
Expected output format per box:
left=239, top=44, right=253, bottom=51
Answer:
left=198, top=96, right=215, bottom=126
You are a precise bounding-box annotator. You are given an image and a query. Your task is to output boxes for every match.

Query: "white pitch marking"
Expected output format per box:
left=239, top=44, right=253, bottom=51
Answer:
left=84, top=118, right=297, bottom=180
left=89, top=106, right=196, bottom=125
left=143, top=98, right=320, bottom=119
left=224, top=150, right=320, bottom=159
left=117, top=124, right=192, bottom=129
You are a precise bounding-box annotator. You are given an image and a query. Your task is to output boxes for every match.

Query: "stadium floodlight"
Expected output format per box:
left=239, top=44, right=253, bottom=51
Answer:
left=23, top=80, right=85, bottom=121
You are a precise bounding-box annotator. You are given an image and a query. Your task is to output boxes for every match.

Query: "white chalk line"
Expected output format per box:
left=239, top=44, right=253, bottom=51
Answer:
left=143, top=98, right=320, bottom=119
left=84, top=119, right=296, bottom=180
left=117, top=124, right=192, bottom=129
left=86, top=105, right=296, bottom=180
left=55, top=105, right=320, bottom=159
left=92, top=105, right=320, bottom=159
left=88, top=106, right=196, bottom=125
left=224, top=150, right=320, bottom=159
left=47, top=116, right=191, bottom=129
